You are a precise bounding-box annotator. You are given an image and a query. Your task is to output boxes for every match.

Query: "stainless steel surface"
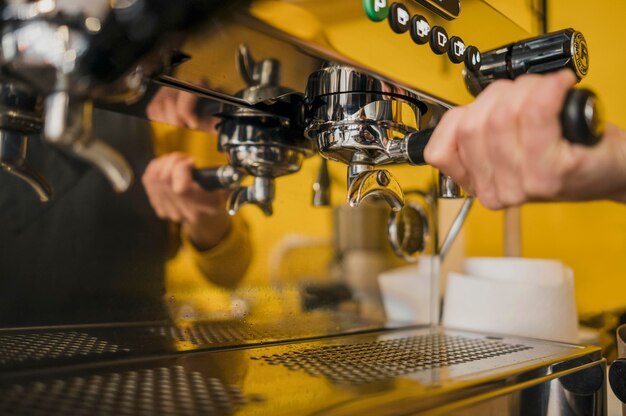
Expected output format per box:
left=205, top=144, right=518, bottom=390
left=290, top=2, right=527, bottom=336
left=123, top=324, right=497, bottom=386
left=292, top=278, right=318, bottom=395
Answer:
left=228, top=176, right=275, bottom=216
left=0, top=327, right=606, bottom=415
left=43, top=92, right=133, bottom=193
left=438, top=172, right=467, bottom=199
left=388, top=201, right=431, bottom=262
left=347, top=168, right=405, bottom=210
left=0, top=131, right=52, bottom=202
left=0, top=78, right=51, bottom=201
left=439, top=196, right=474, bottom=260
left=0, top=2, right=607, bottom=414
left=215, top=45, right=314, bottom=215
left=0, top=3, right=139, bottom=191
left=1, top=365, right=256, bottom=416
left=304, top=65, right=427, bottom=211
left=311, top=157, right=331, bottom=206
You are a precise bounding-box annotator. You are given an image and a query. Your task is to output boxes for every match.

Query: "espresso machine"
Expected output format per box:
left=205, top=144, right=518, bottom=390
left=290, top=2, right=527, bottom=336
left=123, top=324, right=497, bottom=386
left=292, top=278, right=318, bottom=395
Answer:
left=0, top=1, right=608, bottom=415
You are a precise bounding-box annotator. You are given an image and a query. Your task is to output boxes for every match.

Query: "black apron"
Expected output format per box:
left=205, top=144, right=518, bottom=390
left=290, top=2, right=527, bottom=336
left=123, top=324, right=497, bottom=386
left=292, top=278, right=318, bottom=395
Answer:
left=0, top=109, right=169, bottom=326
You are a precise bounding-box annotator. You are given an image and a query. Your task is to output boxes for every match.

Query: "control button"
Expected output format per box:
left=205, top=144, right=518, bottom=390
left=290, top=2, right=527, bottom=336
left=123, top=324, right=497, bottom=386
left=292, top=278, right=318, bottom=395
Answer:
left=388, top=3, right=411, bottom=34
left=410, top=15, right=430, bottom=45
left=363, top=0, right=389, bottom=22
left=448, top=36, right=466, bottom=64
left=429, top=26, right=449, bottom=55
left=464, top=45, right=482, bottom=71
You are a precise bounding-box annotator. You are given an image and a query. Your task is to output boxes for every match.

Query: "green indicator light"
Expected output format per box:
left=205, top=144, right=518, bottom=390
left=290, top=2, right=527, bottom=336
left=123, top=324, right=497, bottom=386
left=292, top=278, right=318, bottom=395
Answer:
left=363, top=0, right=389, bottom=22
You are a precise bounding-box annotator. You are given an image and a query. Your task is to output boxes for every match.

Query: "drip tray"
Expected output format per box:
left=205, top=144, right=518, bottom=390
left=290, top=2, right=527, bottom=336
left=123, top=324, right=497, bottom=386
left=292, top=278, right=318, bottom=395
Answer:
left=0, top=327, right=604, bottom=415
left=252, top=333, right=533, bottom=385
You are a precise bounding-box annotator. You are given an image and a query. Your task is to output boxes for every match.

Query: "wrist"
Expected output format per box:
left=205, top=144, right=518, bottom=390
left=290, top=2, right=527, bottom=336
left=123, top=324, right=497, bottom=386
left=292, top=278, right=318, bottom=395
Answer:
left=185, top=213, right=232, bottom=251
left=606, top=124, right=626, bottom=203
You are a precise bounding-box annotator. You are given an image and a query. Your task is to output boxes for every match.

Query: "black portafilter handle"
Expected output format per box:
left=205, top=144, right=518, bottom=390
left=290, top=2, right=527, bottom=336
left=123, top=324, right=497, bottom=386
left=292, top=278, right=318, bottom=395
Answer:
left=405, top=88, right=603, bottom=165
left=405, top=28, right=604, bottom=164
left=462, top=28, right=604, bottom=145
left=464, top=28, right=590, bottom=95
left=191, top=165, right=246, bottom=191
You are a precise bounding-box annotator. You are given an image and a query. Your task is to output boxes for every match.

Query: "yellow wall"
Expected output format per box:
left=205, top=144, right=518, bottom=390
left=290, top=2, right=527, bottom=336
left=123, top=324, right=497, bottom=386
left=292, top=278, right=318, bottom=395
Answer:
left=465, top=0, right=626, bottom=315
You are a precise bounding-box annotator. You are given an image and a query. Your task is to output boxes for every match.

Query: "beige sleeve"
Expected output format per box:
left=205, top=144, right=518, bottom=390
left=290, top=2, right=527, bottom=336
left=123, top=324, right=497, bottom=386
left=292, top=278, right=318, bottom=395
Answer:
left=180, top=214, right=252, bottom=289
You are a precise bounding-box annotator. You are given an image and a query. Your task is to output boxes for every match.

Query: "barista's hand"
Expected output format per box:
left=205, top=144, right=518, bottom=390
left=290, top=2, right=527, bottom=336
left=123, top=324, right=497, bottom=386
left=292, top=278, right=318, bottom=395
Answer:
left=424, top=69, right=626, bottom=209
left=146, top=86, right=220, bottom=132
left=142, top=152, right=231, bottom=251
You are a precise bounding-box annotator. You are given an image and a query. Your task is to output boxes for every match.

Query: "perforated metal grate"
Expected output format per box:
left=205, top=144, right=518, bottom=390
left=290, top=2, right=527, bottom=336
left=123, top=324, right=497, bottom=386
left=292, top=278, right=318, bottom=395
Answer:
left=0, top=332, right=129, bottom=365
left=149, top=323, right=268, bottom=345
left=253, top=334, right=533, bottom=385
left=0, top=365, right=262, bottom=416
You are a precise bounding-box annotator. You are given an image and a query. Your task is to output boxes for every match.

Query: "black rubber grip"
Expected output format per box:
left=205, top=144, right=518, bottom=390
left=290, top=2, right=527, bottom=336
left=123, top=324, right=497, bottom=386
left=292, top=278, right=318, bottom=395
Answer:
left=406, top=128, right=434, bottom=165
left=191, top=167, right=225, bottom=190
left=560, top=88, right=603, bottom=146
left=407, top=88, right=602, bottom=165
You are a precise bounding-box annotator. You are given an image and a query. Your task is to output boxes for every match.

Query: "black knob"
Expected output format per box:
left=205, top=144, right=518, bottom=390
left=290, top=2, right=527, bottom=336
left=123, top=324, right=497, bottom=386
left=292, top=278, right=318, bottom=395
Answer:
left=429, top=26, right=449, bottom=55
left=410, top=15, right=430, bottom=45
left=465, top=28, right=589, bottom=95
left=405, top=87, right=604, bottom=165
left=464, top=46, right=482, bottom=72
left=448, top=36, right=466, bottom=64
left=388, top=3, right=411, bottom=34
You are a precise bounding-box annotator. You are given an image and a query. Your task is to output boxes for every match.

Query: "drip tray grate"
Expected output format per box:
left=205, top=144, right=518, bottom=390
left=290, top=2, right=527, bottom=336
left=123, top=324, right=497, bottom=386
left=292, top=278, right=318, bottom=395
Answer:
left=0, top=332, right=129, bottom=366
left=0, top=365, right=262, bottom=416
left=149, top=323, right=269, bottom=345
left=253, top=334, right=533, bottom=385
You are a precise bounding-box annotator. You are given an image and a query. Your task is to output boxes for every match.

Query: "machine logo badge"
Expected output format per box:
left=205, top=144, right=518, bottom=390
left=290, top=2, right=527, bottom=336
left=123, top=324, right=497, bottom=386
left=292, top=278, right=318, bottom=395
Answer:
left=396, top=7, right=409, bottom=25
left=573, top=31, right=589, bottom=78
left=438, top=31, right=448, bottom=47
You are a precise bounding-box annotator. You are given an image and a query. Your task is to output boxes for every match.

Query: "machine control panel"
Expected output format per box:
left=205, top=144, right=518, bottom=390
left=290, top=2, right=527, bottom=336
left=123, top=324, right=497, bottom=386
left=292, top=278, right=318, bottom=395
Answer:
left=363, top=0, right=481, bottom=69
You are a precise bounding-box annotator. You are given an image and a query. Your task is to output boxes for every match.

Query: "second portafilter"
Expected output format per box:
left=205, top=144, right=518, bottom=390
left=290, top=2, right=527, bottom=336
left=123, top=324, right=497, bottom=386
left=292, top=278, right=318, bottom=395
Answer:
left=192, top=45, right=314, bottom=216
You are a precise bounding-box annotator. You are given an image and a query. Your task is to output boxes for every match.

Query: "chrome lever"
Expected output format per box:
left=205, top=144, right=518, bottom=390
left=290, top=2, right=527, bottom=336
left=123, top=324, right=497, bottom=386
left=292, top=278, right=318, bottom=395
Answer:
left=0, top=131, right=52, bottom=202
left=2, top=162, right=52, bottom=202
left=43, top=92, right=133, bottom=193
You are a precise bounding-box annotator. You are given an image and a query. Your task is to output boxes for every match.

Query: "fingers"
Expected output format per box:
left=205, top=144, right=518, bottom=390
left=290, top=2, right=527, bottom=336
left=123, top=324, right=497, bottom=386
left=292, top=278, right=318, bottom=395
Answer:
left=143, top=153, right=188, bottom=222
left=146, top=87, right=201, bottom=129
left=425, top=107, right=474, bottom=194
left=176, top=91, right=200, bottom=130
left=142, top=153, right=231, bottom=225
left=425, top=70, right=581, bottom=210
left=484, top=76, right=543, bottom=207
left=518, top=70, right=579, bottom=199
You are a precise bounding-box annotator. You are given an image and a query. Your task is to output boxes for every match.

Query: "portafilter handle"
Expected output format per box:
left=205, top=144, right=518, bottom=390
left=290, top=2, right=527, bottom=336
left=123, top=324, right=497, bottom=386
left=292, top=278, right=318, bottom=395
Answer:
left=404, top=87, right=604, bottom=196
left=191, top=165, right=247, bottom=191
